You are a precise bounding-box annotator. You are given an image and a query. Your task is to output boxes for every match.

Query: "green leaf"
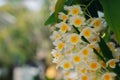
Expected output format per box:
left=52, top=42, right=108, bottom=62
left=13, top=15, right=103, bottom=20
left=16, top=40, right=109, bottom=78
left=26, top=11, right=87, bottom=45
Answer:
left=45, top=13, right=57, bottom=25
left=55, top=0, right=66, bottom=18
left=93, top=48, right=106, bottom=62
left=100, top=0, right=120, bottom=44
left=45, top=0, right=66, bottom=25
left=98, top=37, right=114, bottom=61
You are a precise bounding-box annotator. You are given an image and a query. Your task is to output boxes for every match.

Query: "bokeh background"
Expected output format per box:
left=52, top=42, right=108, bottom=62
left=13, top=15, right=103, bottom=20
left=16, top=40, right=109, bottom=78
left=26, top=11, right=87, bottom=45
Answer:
left=0, top=0, right=62, bottom=80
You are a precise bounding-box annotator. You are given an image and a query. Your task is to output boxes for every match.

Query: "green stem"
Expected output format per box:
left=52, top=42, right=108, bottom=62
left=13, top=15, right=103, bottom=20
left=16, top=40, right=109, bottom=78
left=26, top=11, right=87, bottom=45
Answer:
left=83, top=0, right=94, bottom=13
left=84, top=12, right=92, bottom=18
left=93, top=48, right=106, bottom=62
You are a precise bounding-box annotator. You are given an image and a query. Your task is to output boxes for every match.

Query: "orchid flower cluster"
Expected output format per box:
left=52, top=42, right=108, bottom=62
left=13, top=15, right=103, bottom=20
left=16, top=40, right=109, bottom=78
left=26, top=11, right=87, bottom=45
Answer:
left=49, top=4, right=120, bottom=80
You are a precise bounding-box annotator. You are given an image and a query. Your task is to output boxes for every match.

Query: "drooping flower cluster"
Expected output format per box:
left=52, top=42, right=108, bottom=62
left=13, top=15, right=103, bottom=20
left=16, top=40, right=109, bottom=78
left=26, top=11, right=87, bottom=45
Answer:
left=50, top=5, right=120, bottom=80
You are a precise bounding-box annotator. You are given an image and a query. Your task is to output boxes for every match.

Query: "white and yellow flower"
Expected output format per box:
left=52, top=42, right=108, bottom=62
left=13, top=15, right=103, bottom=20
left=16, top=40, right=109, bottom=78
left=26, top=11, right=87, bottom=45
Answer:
left=61, top=60, right=73, bottom=70
left=53, top=40, right=65, bottom=51
left=72, top=54, right=81, bottom=64
left=81, top=27, right=93, bottom=39
left=91, top=18, right=106, bottom=32
left=64, top=5, right=83, bottom=16
left=106, top=59, right=118, bottom=68
left=81, top=27, right=99, bottom=43
left=50, top=31, right=62, bottom=41
left=67, top=33, right=80, bottom=45
left=107, top=42, right=115, bottom=53
left=51, top=49, right=62, bottom=58
left=80, top=74, right=89, bottom=80
left=55, top=22, right=71, bottom=33
left=69, top=15, right=85, bottom=27
left=88, top=61, right=100, bottom=71
left=76, top=64, right=87, bottom=74
left=92, top=18, right=101, bottom=27
left=101, top=72, right=116, bottom=80
left=58, top=12, right=68, bottom=22
left=80, top=47, right=91, bottom=57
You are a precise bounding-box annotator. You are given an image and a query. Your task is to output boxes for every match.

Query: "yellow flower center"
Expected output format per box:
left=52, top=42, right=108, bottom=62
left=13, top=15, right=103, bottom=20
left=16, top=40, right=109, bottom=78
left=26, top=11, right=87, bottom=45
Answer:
left=53, top=53, right=59, bottom=58
left=93, top=19, right=101, bottom=27
left=60, top=24, right=68, bottom=32
left=55, top=34, right=60, bottom=40
left=82, top=49, right=89, bottom=56
left=57, top=42, right=64, bottom=50
left=81, top=75, right=88, bottom=80
left=74, top=18, right=82, bottom=26
left=72, top=8, right=79, bottom=15
left=109, top=60, right=115, bottom=67
left=92, top=37, right=98, bottom=42
left=63, top=62, right=71, bottom=69
left=70, top=35, right=79, bottom=44
left=103, top=74, right=110, bottom=80
left=90, top=62, right=98, bottom=70
left=83, top=29, right=91, bottom=38
left=73, top=55, right=80, bottom=63
left=62, top=15, right=67, bottom=21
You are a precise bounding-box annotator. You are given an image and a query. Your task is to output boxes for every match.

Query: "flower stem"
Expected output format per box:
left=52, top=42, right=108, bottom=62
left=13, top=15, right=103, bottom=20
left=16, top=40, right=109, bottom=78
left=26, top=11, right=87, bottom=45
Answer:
left=83, top=0, right=94, bottom=13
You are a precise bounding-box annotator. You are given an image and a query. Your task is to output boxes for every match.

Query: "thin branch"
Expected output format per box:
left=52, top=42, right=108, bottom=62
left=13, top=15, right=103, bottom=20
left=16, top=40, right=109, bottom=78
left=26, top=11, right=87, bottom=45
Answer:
left=83, top=0, right=94, bottom=13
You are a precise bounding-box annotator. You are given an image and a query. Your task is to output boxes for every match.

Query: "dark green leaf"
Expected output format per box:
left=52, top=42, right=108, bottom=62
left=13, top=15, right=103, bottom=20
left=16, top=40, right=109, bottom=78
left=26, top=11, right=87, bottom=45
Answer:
left=98, top=37, right=113, bottom=61
left=44, top=13, right=57, bottom=25
left=93, top=48, right=106, bottom=62
left=100, top=0, right=120, bottom=44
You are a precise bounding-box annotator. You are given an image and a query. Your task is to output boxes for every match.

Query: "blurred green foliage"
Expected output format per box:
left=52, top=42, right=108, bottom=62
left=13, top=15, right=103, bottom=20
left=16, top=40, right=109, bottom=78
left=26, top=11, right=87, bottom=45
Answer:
left=100, top=0, right=120, bottom=44
left=0, top=0, right=51, bottom=67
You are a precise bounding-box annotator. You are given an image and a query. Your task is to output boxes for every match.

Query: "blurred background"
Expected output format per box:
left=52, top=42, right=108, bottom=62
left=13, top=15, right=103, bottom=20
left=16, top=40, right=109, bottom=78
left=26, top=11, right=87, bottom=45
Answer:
left=0, top=0, right=62, bottom=80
